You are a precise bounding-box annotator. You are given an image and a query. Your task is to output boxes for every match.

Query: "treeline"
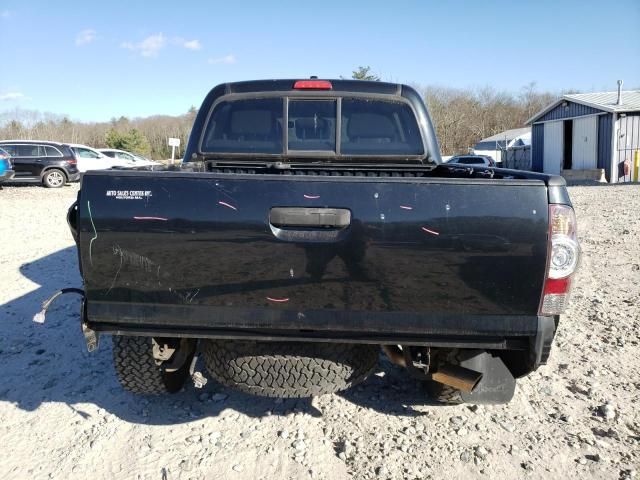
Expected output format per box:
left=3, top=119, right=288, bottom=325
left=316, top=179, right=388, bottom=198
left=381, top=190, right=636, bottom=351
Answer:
left=419, top=83, right=555, bottom=155
left=0, top=108, right=197, bottom=159
left=0, top=83, right=556, bottom=158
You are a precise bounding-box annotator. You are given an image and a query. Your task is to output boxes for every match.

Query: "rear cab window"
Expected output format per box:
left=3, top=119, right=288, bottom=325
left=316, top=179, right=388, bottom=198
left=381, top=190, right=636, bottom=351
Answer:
left=341, top=99, right=423, bottom=155
left=201, top=95, right=424, bottom=158
left=288, top=100, right=336, bottom=152
left=203, top=98, right=283, bottom=154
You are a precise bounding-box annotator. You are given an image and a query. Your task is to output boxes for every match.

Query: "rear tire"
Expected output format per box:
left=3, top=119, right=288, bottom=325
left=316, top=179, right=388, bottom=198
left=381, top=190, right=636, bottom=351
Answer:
left=203, top=340, right=379, bottom=398
left=42, top=169, right=66, bottom=188
left=112, top=336, right=194, bottom=395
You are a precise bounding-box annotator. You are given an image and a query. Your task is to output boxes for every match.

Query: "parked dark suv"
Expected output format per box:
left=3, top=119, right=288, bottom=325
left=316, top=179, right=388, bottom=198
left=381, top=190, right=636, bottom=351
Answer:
left=0, top=140, right=80, bottom=188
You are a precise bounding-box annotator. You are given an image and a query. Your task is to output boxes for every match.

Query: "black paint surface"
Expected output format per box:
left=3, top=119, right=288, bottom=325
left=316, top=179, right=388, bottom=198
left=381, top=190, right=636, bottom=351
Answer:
left=78, top=171, right=549, bottom=331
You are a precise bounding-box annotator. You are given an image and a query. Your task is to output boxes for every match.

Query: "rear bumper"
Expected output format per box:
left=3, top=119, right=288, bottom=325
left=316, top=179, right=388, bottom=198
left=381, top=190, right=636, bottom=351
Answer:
left=67, top=171, right=81, bottom=182
left=86, top=302, right=556, bottom=366
left=0, top=170, right=15, bottom=182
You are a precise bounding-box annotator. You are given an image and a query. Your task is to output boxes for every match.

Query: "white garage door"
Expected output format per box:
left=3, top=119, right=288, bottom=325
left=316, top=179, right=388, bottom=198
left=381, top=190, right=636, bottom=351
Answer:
left=544, top=121, right=563, bottom=175
left=572, top=116, right=598, bottom=170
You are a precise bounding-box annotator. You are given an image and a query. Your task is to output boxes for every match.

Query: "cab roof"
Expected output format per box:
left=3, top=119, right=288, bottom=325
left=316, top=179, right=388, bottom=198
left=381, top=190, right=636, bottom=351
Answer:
left=218, top=79, right=403, bottom=96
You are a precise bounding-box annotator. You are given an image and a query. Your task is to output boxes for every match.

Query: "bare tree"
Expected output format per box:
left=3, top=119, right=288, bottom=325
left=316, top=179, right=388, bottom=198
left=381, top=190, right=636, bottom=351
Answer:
left=419, top=83, right=558, bottom=155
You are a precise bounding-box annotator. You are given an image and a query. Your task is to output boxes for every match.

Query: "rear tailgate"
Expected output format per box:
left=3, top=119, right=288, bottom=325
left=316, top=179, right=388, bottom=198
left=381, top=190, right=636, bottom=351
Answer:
left=78, top=170, right=549, bottom=335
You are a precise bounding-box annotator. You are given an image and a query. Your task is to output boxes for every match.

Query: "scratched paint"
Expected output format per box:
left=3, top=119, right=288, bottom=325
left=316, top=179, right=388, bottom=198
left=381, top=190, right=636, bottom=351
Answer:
left=218, top=201, right=238, bottom=211
left=421, top=226, right=440, bottom=236
left=112, top=245, right=158, bottom=273
left=399, top=205, right=413, bottom=210
left=87, top=200, right=98, bottom=266
left=303, top=194, right=320, bottom=199
left=108, top=245, right=161, bottom=294
left=266, top=297, right=290, bottom=303
left=107, top=244, right=203, bottom=304
left=210, top=182, right=238, bottom=206
left=133, top=216, right=169, bottom=221
left=177, top=289, right=200, bottom=303
left=106, top=245, right=124, bottom=294
left=168, top=287, right=200, bottom=304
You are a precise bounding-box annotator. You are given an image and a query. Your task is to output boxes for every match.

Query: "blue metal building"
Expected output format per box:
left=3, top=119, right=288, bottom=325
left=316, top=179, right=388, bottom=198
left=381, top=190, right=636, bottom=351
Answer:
left=527, top=87, right=640, bottom=182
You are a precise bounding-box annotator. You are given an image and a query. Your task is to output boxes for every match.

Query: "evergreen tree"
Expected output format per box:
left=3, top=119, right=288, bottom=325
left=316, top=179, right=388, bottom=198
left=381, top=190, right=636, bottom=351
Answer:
left=352, top=66, right=380, bottom=81
left=105, top=128, right=151, bottom=156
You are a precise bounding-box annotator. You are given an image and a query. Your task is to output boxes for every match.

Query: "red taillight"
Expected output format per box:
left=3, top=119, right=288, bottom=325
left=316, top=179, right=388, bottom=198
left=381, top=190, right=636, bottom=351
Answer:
left=539, top=205, right=580, bottom=316
left=293, top=80, right=332, bottom=90
left=543, top=277, right=571, bottom=295
left=67, top=159, right=77, bottom=165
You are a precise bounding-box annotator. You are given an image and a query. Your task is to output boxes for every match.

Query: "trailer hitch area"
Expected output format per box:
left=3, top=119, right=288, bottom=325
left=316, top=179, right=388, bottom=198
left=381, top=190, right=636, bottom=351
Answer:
left=382, top=345, right=432, bottom=380
left=189, top=354, right=208, bottom=389
left=403, top=346, right=432, bottom=380
left=152, top=339, right=177, bottom=365
left=81, top=321, right=100, bottom=353
left=155, top=339, right=207, bottom=389
left=32, top=288, right=100, bottom=353
left=152, top=338, right=197, bottom=373
left=33, top=287, right=85, bottom=324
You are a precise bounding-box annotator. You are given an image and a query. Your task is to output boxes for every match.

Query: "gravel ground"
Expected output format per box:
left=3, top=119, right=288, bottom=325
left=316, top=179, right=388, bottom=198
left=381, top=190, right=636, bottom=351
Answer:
left=0, top=182, right=638, bottom=480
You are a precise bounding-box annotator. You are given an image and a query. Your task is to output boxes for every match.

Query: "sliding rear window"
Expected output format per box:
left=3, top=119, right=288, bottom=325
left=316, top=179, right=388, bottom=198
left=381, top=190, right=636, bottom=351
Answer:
left=288, top=100, right=337, bottom=152
left=340, top=99, right=423, bottom=155
left=201, top=96, right=424, bottom=156
left=202, top=98, right=283, bottom=154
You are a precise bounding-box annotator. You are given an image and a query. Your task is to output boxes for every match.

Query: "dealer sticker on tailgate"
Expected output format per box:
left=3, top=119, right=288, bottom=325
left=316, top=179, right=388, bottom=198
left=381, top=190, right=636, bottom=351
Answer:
left=106, top=190, right=152, bottom=200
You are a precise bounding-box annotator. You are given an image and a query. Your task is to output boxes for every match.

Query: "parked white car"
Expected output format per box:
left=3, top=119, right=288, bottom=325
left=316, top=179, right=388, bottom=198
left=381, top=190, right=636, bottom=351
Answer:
left=70, top=144, right=121, bottom=172
left=98, top=149, right=162, bottom=170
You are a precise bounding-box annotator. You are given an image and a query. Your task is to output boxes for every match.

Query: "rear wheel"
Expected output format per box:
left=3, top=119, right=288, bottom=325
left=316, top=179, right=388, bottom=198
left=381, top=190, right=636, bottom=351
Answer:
left=42, top=169, right=66, bottom=188
left=112, top=336, right=195, bottom=395
left=203, top=340, right=379, bottom=398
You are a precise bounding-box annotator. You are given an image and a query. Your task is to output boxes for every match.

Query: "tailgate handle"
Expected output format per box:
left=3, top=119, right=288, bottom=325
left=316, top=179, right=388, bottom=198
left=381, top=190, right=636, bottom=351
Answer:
left=269, top=208, right=351, bottom=229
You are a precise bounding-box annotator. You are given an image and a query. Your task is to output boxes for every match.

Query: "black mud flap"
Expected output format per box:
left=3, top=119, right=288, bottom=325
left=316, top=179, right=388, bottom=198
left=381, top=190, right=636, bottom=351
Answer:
left=458, top=350, right=516, bottom=404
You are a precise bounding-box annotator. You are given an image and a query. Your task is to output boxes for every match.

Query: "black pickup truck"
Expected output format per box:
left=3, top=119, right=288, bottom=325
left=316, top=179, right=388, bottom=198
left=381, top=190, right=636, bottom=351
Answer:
left=63, top=79, right=580, bottom=404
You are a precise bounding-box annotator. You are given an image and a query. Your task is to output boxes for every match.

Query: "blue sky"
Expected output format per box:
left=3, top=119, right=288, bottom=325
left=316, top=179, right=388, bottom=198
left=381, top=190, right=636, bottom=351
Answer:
left=1, top=0, right=639, bottom=122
